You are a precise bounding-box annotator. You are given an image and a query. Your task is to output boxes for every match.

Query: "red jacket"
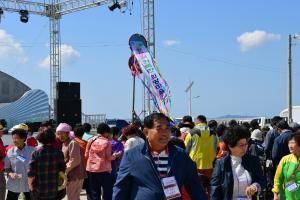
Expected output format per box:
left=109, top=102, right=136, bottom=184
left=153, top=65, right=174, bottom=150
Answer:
left=27, top=137, right=38, bottom=147
left=0, top=139, right=6, bottom=171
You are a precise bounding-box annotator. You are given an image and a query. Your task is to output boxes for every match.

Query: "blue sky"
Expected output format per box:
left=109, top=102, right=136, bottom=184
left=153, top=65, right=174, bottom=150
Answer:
left=1, top=0, right=300, bottom=119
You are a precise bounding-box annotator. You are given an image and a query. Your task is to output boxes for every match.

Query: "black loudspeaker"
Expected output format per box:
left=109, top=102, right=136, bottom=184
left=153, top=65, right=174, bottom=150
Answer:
left=56, top=82, right=80, bottom=100
left=55, top=99, right=82, bottom=128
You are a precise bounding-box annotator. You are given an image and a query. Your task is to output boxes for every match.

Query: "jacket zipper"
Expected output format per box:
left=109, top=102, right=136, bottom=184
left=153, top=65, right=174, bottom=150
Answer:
left=144, top=154, right=163, bottom=184
left=167, top=151, right=178, bottom=175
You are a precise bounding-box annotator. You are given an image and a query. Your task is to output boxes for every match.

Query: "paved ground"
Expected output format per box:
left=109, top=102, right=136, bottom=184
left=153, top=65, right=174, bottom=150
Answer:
left=9, top=189, right=88, bottom=199
left=3, top=135, right=90, bottom=200
left=62, top=190, right=88, bottom=200
left=3, top=136, right=89, bottom=200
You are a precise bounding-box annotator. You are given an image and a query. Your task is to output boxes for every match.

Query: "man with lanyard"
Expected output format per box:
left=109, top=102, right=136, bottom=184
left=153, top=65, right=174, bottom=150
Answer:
left=113, top=113, right=207, bottom=200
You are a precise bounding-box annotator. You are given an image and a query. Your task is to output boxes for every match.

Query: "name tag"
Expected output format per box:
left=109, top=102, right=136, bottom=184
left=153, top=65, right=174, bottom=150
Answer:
left=236, top=197, right=249, bottom=200
left=162, top=176, right=181, bottom=200
left=286, top=181, right=298, bottom=192
left=16, top=155, right=26, bottom=162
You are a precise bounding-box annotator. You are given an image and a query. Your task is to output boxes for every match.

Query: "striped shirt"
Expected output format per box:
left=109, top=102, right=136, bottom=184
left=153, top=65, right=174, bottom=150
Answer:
left=152, top=150, right=169, bottom=178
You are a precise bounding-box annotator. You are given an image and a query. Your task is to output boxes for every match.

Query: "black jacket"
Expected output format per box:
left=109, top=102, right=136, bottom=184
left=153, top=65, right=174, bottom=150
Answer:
left=249, top=140, right=265, bottom=161
left=211, top=154, right=266, bottom=200
left=113, top=142, right=207, bottom=200
left=264, top=128, right=279, bottom=159
left=272, top=130, right=292, bottom=166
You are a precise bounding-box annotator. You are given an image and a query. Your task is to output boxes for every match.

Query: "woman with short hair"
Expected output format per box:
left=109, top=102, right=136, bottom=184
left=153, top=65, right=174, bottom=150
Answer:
left=85, top=123, right=121, bottom=200
left=272, top=132, right=300, bottom=200
left=123, top=124, right=144, bottom=151
left=211, top=126, right=266, bottom=200
left=5, top=128, right=35, bottom=200
left=28, top=127, right=66, bottom=200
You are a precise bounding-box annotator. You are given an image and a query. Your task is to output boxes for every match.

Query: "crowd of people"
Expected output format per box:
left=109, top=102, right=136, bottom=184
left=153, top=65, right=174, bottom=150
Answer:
left=0, top=113, right=299, bottom=200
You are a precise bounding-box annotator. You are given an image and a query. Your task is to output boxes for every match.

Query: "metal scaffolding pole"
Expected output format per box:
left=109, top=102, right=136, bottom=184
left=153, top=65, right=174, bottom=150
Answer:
left=0, top=0, right=117, bottom=118
left=49, top=17, right=61, bottom=118
left=143, top=0, right=155, bottom=116
left=143, top=0, right=155, bottom=57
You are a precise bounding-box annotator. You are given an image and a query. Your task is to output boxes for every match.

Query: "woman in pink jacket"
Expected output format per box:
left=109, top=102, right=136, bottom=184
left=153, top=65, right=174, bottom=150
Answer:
left=85, top=123, right=121, bottom=200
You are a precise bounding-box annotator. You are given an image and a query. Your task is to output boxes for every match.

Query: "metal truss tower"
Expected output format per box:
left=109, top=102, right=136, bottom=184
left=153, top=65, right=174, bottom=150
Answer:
left=0, top=0, right=115, bottom=118
left=49, top=0, right=61, bottom=118
left=142, top=0, right=155, bottom=116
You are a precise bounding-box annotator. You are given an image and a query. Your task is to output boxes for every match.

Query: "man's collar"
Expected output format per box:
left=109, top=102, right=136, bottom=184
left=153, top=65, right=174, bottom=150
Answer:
left=150, top=145, right=169, bottom=155
left=147, top=140, right=168, bottom=155
left=63, top=137, right=71, bottom=145
left=280, top=129, right=291, bottom=134
left=144, top=140, right=176, bottom=156
left=16, top=144, right=26, bottom=151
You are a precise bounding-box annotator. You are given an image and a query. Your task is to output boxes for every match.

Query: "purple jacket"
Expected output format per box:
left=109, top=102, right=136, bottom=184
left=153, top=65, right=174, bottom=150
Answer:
left=111, top=139, right=124, bottom=179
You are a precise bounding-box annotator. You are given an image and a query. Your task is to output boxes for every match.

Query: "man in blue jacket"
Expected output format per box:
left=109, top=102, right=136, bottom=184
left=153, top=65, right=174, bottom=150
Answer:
left=272, top=120, right=292, bottom=167
left=113, top=113, right=207, bottom=200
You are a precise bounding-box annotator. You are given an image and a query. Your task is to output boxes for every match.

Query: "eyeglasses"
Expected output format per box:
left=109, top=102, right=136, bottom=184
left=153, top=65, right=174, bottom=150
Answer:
left=236, top=143, right=248, bottom=149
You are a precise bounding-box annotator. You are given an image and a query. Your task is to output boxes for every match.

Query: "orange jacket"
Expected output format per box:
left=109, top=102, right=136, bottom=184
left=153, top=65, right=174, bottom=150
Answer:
left=74, top=137, right=88, bottom=166
left=216, top=142, right=229, bottom=160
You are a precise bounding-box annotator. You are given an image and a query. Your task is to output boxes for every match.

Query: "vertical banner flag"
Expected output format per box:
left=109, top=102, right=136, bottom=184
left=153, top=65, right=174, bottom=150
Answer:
left=128, top=33, right=171, bottom=116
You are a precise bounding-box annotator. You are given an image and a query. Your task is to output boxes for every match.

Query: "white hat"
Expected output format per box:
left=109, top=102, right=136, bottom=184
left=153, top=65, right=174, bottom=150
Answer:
left=11, top=123, right=29, bottom=132
left=251, top=129, right=263, bottom=141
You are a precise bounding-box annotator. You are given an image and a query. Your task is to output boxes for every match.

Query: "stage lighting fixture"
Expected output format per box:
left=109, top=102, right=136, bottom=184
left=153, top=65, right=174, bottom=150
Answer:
left=119, top=1, right=128, bottom=8
left=19, top=10, right=29, bottom=23
left=108, top=1, right=121, bottom=11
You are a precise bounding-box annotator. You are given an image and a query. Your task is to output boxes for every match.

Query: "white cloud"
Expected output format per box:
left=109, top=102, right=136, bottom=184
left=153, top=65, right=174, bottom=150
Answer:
left=39, top=44, right=80, bottom=68
left=0, top=29, right=28, bottom=64
left=237, top=30, right=281, bottom=52
left=162, top=39, right=181, bottom=47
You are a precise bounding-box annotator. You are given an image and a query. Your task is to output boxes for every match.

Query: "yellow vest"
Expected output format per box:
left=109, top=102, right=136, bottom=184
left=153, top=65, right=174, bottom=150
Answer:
left=184, top=123, right=216, bottom=169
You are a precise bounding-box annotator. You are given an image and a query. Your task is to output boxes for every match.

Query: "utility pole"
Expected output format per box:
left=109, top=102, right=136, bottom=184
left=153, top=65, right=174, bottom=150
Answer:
left=288, top=34, right=293, bottom=123
left=185, top=81, right=194, bottom=116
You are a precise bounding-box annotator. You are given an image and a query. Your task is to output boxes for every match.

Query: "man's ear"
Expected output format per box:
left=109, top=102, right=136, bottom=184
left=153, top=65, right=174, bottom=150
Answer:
left=143, top=128, right=149, bottom=138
